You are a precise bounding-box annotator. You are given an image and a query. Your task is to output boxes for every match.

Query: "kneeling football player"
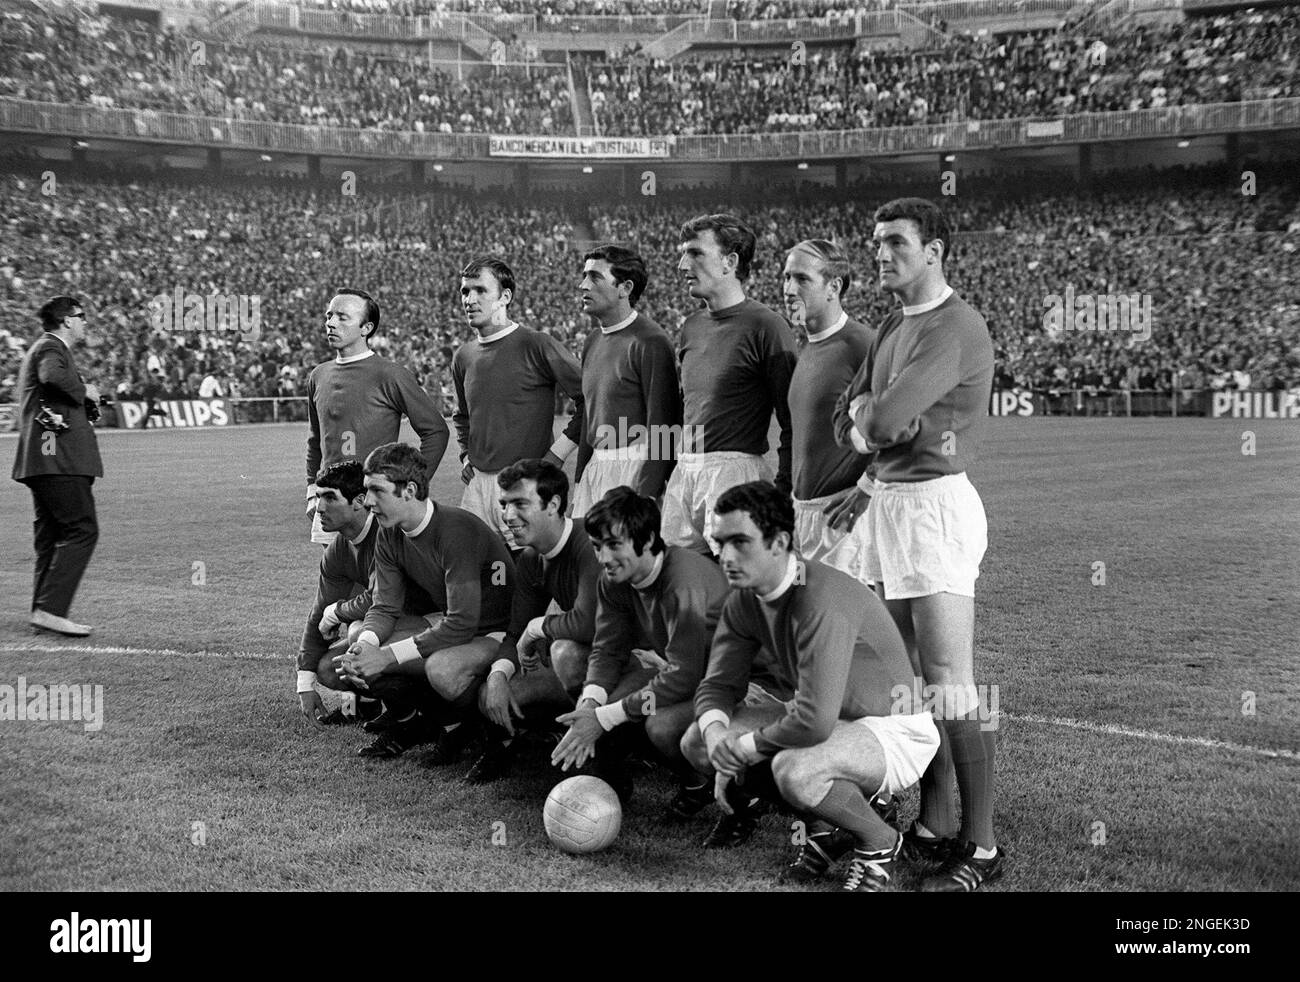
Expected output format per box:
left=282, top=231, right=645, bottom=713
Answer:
left=297, top=461, right=436, bottom=727
left=684, top=481, right=938, bottom=891
left=470, top=459, right=601, bottom=783
left=551, top=486, right=727, bottom=816
left=297, top=461, right=385, bottom=726
left=336, top=443, right=514, bottom=764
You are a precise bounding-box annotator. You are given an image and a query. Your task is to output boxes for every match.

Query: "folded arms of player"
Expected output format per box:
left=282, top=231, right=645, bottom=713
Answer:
left=833, top=327, right=961, bottom=453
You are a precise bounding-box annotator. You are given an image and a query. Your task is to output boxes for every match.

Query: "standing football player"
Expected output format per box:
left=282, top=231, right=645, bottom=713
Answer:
left=782, top=238, right=877, bottom=584
left=469, top=459, right=601, bottom=783
left=832, top=197, right=1000, bottom=891
left=452, top=256, right=584, bottom=547
left=571, top=245, right=681, bottom=516
left=337, top=443, right=514, bottom=764
left=685, top=482, right=937, bottom=891
left=306, top=289, right=449, bottom=544
left=664, top=214, right=797, bottom=555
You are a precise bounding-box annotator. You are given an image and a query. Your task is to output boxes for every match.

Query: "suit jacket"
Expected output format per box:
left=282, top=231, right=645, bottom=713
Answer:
left=11, top=332, right=104, bottom=482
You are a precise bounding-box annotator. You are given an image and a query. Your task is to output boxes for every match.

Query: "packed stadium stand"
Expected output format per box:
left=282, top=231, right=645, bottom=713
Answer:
left=3, top=2, right=1296, bottom=134
left=1, top=0, right=1298, bottom=419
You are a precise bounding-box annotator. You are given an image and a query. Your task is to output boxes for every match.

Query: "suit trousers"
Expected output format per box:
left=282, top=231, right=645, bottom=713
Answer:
left=25, top=474, right=98, bottom=618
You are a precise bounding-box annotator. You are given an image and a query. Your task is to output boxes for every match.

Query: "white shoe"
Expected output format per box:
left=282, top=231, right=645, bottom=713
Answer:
left=30, top=609, right=92, bottom=637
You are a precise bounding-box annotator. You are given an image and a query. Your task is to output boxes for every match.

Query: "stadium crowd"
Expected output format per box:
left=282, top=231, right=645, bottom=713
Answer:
left=588, top=6, right=1300, bottom=134
left=0, top=7, right=573, bottom=134
left=296, top=0, right=707, bottom=15
left=2, top=162, right=1296, bottom=413
left=3, top=3, right=1298, bottom=138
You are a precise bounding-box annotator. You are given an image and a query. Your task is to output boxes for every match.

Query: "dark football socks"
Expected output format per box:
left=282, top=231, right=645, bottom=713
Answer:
left=918, top=721, right=959, bottom=838
left=812, top=780, right=896, bottom=852
left=945, top=712, right=997, bottom=851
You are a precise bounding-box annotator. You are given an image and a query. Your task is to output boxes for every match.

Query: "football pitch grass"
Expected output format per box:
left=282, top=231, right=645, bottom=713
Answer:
left=1, top=417, right=1297, bottom=891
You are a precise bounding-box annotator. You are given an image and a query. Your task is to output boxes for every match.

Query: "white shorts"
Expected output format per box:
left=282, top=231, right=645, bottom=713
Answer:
left=661, top=451, right=772, bottom=555
left=793, top=491, right=873, bottom=587
left=571, top=446, right=648, bottom=518
left=856, top=711, right=942, bottom=798
left=460, top=468, right=512, bottom=545
left=311, top=510, right=339, bottom=546
left=865, top=472, right=987, bottom=599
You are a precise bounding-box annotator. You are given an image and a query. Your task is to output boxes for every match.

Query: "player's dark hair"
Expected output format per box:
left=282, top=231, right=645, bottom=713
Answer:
left=582, top=244, right=648, bottom=306
left=715, top=481, right=795, bottom=549
left=334, top=288, right=381, bottom=338
left=316, top=460, right=366, bottom=503
left=363, top=442, right=430, bottom=500
left=38, top=295, right=83, bottom=329
left=791, top=239, right=853, bottom=299
left=873, top=197, right=952, bottom=266
left=583, top=486, right=664, bottom=557
left=497, top=458, right=569, bottom=516
left=679, top=213, right=756, bottom=281
left=460, top=254, right=516, bottom=303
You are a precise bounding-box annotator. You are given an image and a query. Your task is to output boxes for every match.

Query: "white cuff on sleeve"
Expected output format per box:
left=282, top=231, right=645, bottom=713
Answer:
left=306, top=483, right=319, bottom=501
left=698, top=709, right=731, bottom=735
left=296, top=670, right=318, bottom=694
left=548, top=433, right=578, bottom=461
left=594, top=700, right=629, bottom=731
left=390, top=637, right=422, bottom=665
left=856, top=471, right=876, bottom=495
left=523, top=615, right=547, bottom=643
left=490, top=659, right=517, bottom=681
left=356, top=630, right=380, bottom=648
left=849, top=424, right=871, bottom=455
left=738, top=730, right=762, bottom=762
left=580, top=684, right=609, bottom=707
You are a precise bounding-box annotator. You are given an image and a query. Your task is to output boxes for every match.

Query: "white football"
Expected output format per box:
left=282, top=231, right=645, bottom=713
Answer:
left=543, top=776, right=622, bottom=854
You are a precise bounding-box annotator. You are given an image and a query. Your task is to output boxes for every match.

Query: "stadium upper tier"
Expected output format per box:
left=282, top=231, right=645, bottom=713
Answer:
left=1, top=2, right=1295, bottom=138
left=1, top=165, right=1296, bottom=406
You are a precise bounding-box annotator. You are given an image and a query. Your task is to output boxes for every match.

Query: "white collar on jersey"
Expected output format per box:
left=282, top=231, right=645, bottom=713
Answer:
left=600, top=310, right=638, bottom=335
left=477, top=322, right=520, bottom=345
left=806, top=310, right=848, bottom=344
left=542, top=518, right=574, bottom=561
left=404, top=499, right=435, bottom=538
left=335, top=348, right=375, bottom=365
left=759, top=553, right=801, bottom=604
left=348, top=512, right=375, bottom=547
left=901, top=286, right=954, bottom=317
left=632, top=549, right=666, bottom=591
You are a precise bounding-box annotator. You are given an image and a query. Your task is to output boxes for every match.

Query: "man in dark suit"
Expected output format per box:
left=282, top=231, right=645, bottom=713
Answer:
left=11, top=296, right=104, bottom=636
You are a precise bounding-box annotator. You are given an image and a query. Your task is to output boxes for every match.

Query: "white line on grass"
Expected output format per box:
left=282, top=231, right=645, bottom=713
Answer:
left=1006, top=712, right=1299, bottom=762
left=4, top=641, right=282, bottom=662
left=6, top=642, right=1297, bottom=763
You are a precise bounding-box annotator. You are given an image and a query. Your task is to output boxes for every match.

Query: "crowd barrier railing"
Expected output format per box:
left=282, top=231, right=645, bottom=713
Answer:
left=3, top=96, right=1298, bottom=162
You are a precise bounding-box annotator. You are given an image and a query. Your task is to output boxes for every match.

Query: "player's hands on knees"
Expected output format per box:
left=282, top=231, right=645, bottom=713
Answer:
left=705, top=724, right=747, bottom=779
left=318, top=602, right=342, bottom=639
left=824, top=487, right=870, bottom=532
left=551, top=701, right=603, bottom=771
left=460, top=459, right=475, bottom=485
left=298, top=690, right=326, bottom=725
left=482, top=671, right=522, bottom=736
left=335, top=640, right=388, bottom=690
